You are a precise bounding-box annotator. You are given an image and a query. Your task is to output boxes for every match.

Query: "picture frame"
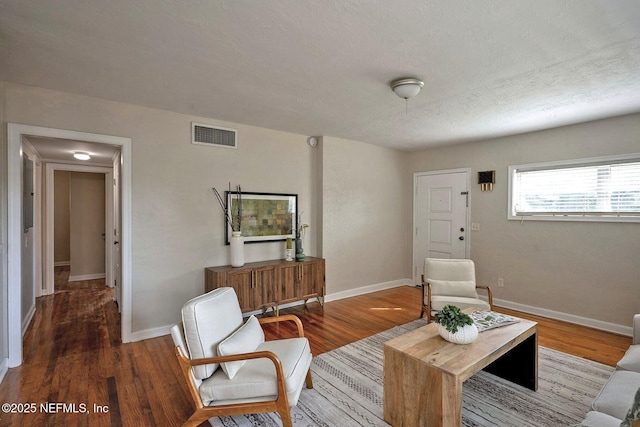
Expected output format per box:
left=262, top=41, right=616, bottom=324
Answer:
left=225, top=191, right=298, bottom=244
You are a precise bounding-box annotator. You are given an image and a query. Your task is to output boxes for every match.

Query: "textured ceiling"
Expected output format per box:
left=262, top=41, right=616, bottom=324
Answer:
left=1, top=0, right=639, bottom=151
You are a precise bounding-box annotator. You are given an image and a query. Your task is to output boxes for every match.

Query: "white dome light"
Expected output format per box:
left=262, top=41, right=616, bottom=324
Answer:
left=73, top=151, right=91, bottom=160
left=390, top=78, right=424, bottom=99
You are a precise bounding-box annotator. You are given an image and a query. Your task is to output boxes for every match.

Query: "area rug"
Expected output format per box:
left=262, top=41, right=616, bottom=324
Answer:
left=209, top=318, right=614, bottom=427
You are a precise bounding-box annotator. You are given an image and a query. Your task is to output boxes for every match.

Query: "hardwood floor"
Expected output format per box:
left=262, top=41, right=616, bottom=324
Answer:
left=0, top=270, right=631, bottom=426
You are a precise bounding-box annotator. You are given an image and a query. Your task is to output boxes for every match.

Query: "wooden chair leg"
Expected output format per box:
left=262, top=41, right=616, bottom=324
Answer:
left=305, top=369, right=313, bottom=389
left=183, top=409, right=213, bottom=427
left=279, top=408, right=293, bottom=427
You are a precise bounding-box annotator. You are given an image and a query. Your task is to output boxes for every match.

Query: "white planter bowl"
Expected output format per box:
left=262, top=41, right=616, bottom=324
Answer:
left=438, top=323, right=478, bottom=344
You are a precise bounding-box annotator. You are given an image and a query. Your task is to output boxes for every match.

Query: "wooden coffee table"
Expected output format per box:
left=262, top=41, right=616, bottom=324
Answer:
left=383, top=314, right=537, bottom=427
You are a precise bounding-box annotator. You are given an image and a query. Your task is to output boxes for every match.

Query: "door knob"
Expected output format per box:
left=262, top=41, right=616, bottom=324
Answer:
left=459, top=236, right=464, bottom=241
left=114, top=241, right=120, bottom=245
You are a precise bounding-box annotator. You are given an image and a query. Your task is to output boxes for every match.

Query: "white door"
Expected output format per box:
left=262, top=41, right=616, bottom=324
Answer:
left=112, top=153, right=122, bottom=311
left=413, top=170, right=469, bottom=283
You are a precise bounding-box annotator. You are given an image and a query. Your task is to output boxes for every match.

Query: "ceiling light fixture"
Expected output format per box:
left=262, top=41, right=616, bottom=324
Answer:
left=73, top=151, right=91, bottom=160
left=390, top=77, right=424, bottom=100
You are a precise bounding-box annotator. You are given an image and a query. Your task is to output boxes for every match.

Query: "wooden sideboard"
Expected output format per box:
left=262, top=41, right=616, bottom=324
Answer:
left=205, top=257, right=325, bottom=316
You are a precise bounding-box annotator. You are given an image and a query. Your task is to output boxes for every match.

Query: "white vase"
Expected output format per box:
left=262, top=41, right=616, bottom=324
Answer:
left=230, top=231, right=245, bottom=267
left=438, top=323, right=478, bottom=344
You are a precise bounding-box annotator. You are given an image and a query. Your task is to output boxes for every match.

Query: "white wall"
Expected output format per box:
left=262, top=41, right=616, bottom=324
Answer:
left=69, top=172, right=105, bottom=280
left=0, top=81, right=7, bottom=377
left=1, top=79, right=637, bottom=344
left=54, top=170, right=70, bottom=265
left=0, top=82, right=320, bottom=335
left=409, top=113, right=640, bottom=327
left=321, top=136, right=412, bottom=296
left=20, top=144, right=38, bottom=335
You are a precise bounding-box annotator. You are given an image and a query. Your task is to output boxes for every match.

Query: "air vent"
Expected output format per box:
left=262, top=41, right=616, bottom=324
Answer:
left=192, top=123, right=237, bottom=149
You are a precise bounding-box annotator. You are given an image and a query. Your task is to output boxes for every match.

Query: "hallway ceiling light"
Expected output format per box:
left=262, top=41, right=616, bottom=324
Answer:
left=73, top=151, right=91, bottom=160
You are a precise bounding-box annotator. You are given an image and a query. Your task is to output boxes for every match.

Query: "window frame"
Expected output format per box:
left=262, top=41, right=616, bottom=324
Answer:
left=508, top=153, right=640, bottom=223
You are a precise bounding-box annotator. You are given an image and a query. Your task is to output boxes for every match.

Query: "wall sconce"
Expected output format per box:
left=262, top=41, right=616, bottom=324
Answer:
left=478, top=171, right=495, bottom=191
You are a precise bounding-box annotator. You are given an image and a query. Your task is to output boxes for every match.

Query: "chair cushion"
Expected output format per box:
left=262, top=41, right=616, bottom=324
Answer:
left=429, top=280, right=478, bottom=298
left=424, top=258, right=476, bottom=282
left=592, top=370, right=640, bottom=419
left=578, top=411, right=621, bottom=427
left=621, top=386, right=640, bottom=427
left=199, top=337, right=312, bottom=406
left=218, top=315, right=265, bottom=379
left=430, top=295, right=491, bottom=312
left=181, top=287, right=244, bottom=380
left=618, top=345, right=640, bottom=372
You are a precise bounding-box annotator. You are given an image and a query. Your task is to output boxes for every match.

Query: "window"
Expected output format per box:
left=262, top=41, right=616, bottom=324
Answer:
left=508, top=154, right=640, bottom=222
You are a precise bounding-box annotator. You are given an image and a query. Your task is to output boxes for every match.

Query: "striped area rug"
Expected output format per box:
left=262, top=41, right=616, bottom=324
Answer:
left=210, top=318, right=614, bottom=427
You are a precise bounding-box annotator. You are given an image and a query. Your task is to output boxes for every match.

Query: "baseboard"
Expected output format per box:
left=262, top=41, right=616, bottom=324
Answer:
left=0, top=357, right=8, bottom=384
left=324, top=279, right=413, bottom=303
left=493, top=298, right=633, bottom=337
left=54, top=261, right=70, bottom=267
left=68, top=273, right=106, bottom=282
left=22, top=303, right=36, bottom=337
left=129, top=324, right=174, bottom=342
left=130, top=279, right=414, bottom=342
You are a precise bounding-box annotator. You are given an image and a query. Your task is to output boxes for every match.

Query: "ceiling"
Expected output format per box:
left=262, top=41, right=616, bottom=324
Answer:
left=24, top=136, right=119, bottom=166
left=1, top=1, right=639, bottom=151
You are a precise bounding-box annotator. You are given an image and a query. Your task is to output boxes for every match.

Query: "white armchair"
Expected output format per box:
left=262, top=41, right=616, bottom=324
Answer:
left=171, top=287, right=313, bottom=427
left=420, top=258, right=493, bottom=321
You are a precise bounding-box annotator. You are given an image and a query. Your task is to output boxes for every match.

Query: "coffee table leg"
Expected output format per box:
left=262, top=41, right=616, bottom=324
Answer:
left=484, top=332, right=538, bottom=391
left=385, top=344, right=464, bottom=427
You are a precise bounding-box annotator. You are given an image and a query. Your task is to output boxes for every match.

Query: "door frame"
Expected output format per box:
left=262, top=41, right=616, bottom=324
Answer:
left=7, top=123, right=132, bottom=368
left=412, top=168, right=471, bottom=284
left=44, top=164, right=114, bottom=295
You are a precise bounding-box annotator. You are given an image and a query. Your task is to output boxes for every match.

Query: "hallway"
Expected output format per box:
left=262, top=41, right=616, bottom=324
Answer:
left=0, top=267, right=147, bottom=426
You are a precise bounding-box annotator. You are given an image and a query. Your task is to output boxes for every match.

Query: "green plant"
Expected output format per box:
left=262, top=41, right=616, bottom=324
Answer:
left=435, top=304, right=474, bottom=334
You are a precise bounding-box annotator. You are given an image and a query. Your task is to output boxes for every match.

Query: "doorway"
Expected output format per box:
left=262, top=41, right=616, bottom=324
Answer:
left=413, top=169, right=470, bottom=284
left=7, top=124, right=132, bottom=368
left=44, top=165, right=114, bottom=296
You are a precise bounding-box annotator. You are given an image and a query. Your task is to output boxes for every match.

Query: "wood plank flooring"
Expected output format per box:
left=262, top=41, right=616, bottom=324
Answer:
left=0, top=268, right=631, bottom=426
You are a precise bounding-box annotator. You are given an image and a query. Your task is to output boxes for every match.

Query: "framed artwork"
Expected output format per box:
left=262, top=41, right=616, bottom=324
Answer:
left=225, top=191, right=297, bottom=244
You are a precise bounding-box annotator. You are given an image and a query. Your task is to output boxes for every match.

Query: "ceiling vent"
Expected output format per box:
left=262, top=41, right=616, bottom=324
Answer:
left=192, top=122, right=237, bottom=149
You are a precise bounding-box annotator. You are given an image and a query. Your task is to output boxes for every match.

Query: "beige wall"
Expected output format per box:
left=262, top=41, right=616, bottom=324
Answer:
left=409, top=113, right=640, bottom=326
left=0, top=81, right=7, bottom=361
left=20, top=144, right=38, bottom=333
left=1, top=79, right=637, bottom=339
left=54, top=170, right=70, bottom=264
left=0, top=82, right=320, bottom=333
left=322, top=136, right=412, bottom=295
left=69, top=172, right=105, bottom=279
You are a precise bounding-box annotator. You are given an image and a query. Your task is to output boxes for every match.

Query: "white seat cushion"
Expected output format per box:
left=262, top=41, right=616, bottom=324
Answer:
left=618, top=345, right=640, bottom=372
left=579, top=411, right=621, bottom=427
left=199, top=337, right=312, bottom=406
left=592, top=370, right=640, bottom=419
left=181, top=288, right=244, bottom=380
left=429, top=280, right=478, bottom=298
left=218, top=315, right=265, bottom=379
left=430, top=295, right=491, bottom=312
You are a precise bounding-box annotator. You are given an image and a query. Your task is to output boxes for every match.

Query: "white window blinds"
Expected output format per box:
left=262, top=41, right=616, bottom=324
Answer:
left=510, top=155, right=640, bottom=221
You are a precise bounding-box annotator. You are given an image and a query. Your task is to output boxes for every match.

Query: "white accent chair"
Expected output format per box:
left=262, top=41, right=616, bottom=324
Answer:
left=420, top=258, right=493, bottom=321
left=171, top=287, right=313, bottom=427
left=579, top=314, right=640, bottom=426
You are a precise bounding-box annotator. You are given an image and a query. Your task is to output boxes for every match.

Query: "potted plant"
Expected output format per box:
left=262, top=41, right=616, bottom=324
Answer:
left=435, top=304, right=479, bottom=344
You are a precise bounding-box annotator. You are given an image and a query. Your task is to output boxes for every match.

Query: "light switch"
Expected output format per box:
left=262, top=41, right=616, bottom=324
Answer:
left=471, top=223, right=480, bottom=231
